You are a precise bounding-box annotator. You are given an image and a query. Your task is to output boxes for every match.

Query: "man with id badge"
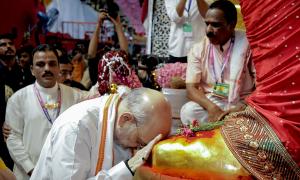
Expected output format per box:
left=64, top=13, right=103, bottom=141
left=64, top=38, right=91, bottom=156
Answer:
left=165, top=0, right=208, bottom=63
left=181, top=0, right=255, bottom=125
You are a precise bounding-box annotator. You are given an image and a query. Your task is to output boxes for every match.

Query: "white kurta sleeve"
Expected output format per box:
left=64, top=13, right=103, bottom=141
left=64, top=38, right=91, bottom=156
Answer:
left=164, top=0, right=185, bottom=23
left=91, top=162, right=132, bottom=180
left=186, top=43, right=204, bottom=84
left=45, top=120, right=132, bottom=180
left=5, top=94, right=35, bottom=173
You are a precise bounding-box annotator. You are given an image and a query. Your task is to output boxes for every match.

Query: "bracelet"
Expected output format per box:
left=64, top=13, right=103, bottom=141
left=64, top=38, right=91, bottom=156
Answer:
left=124, top=159, right=134, bottom=176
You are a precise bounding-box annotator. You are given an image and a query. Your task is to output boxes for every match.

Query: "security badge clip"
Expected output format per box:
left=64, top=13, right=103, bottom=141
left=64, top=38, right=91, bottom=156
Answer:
left=183, top=22, right=192, bottom=37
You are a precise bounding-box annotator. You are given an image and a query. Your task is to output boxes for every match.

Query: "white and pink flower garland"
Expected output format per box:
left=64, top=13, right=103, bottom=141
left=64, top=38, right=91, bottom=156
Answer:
left=97, top=50, right=142, bottom=95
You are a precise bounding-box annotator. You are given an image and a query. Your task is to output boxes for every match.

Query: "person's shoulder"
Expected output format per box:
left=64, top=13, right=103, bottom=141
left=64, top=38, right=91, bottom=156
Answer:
left=234, top=30, right=247, bottom=39
left=59, top=83, right=73, bottom=90
left=53, top=97, right=102, bottom=133
left=60, top=83, right=89, bottom=92
left=58, top=97, right=102, bottom=122
left=70, top=80, right=87, bottom=90
left=234, top=30, right=250, bottom=47
left=189, top=37, right=209, bottom=58
left=193, top=37, right=209, bottom=49
left=8, top=84, right=33, bottom=99
left=59, top=83, right=83, bottom=94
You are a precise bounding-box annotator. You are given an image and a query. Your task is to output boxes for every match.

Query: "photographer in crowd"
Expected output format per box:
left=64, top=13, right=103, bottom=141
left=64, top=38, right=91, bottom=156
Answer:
left=87, top=10, right=129, bottom=86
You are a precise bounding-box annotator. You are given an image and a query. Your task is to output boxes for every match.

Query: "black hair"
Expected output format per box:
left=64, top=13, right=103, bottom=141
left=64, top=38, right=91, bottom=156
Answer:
left=209, top=0, right=237, bottom=26
left=59, top=54, right=72, bottom=65
left=32, top=44, right=59, bottom=64
left=17, top=45, right=34, bottom=64
left=0, top=33, right=15, bottom=41
left=17, top=45, right=34, bottom=56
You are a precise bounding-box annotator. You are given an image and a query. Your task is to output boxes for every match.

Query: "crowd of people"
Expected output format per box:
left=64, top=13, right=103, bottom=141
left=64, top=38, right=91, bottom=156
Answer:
left=0, top=0, right=299, bottom=179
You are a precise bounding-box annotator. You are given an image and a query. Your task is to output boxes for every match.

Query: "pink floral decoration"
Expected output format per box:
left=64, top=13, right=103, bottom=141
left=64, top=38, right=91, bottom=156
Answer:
left=177, top=119, right=198, bottom=137
left=155, top=62, right=187, bottom=88
left=181, top=127, right=195, bottom=137
left=177, top=119, right=224, bottom=137
left=112, top=70, right=142, bottom=89
left=97, top=50, right=142, bottom=95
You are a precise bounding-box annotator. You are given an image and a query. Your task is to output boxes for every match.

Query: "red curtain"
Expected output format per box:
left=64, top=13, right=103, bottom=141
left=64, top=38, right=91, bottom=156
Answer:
left=0, top=0, right=41, bottom=47
left=240, top=0, right=300, bottom=165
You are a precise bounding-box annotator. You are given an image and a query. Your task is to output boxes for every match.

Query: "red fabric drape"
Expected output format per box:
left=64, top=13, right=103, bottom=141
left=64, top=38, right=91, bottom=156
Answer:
left=240, top=0, right=300, bottom=165
left=141, top=0, right=148, bottom=23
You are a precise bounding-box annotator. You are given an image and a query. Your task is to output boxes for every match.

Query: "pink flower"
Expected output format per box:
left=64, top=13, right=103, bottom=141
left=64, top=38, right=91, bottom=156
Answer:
left=156, top=63, right=187, bottom=88
left=182, top=127, right=195, bottom=137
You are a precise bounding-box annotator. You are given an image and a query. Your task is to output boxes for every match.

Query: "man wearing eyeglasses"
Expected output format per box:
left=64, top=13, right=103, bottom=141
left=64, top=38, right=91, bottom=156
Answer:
left=31, top=88, right=172, bottom=179
left=57, top=55, right=87, bottom=91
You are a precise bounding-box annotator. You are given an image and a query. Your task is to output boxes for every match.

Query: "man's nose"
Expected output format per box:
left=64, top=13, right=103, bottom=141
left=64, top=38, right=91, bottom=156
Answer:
left=66, top=73, right=72, bottom=80
left=44, top=64, right=51, bottom=71
left=207, top=24, right=213, bottom=32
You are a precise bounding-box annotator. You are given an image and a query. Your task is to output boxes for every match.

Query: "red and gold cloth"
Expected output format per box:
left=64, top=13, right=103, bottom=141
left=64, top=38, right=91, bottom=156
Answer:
left=240, top=0, right=300, bottom=165
left=222, top=107, right=300, bottom=179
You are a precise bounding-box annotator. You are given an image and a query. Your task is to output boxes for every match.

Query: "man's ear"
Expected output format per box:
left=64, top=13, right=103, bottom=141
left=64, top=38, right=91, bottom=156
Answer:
left=30, top=65, right=35, bottom=76
left=118, top=112, right=135, bottom=127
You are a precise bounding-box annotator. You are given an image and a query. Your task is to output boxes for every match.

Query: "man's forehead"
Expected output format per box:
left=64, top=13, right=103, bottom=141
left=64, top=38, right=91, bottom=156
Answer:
left=34, top=51, right=57, bottom=57
left=0, top=38, right=13, bottom=44
left=205, top=9, right=226, bottom=21
left=20, top=52, right=30, bottom=56
left=33, top=51, right=58, bottom=62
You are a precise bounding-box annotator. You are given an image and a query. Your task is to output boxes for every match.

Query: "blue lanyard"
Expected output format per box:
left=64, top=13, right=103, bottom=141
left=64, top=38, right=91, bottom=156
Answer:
left=185, top=0, right=193, bottom=14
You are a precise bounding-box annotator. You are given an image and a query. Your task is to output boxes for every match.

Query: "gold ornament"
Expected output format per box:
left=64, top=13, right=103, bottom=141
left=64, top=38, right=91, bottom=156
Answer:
left=109, top=83, right=118, bottom=94
left=44, top=103, right=59, bottom=109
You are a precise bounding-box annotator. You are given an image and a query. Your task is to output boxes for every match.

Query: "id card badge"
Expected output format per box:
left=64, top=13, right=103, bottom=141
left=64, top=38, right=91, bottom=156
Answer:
left=213, top=83, right=229, bottom=98
left=183, top=22, right=193, bottom=37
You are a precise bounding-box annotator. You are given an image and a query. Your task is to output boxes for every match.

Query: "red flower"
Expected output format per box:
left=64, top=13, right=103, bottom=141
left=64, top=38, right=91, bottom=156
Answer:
left=191, top=120, right=199, bottom=127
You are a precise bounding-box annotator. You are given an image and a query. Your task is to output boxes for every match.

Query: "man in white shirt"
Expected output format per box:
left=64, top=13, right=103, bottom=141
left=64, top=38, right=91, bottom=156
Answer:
left=5, top=44, right=93, bottom=180
left=164, top=0, right=208, bottom=63
left=30, top=88, right=172, bottom=179
left=180, top=0, right=255, bottom=124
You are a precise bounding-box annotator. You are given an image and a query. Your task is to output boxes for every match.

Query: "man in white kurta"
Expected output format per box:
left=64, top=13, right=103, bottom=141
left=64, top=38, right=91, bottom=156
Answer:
left=180, top=1, right=255, bottom=125
left=5, top=44, right=96, bottom=180
left=164, top=0, right=207, bottom=63
left=5, top=82, right=88, bottom=180
left=30, top=88, right=172, bottom=180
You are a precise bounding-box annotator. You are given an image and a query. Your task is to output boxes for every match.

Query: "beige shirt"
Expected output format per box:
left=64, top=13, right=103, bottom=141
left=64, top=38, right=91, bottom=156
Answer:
left=186, top=30, right=255, bottom=100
